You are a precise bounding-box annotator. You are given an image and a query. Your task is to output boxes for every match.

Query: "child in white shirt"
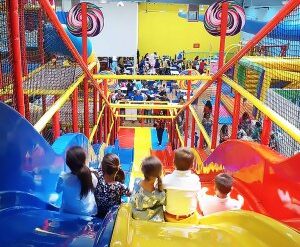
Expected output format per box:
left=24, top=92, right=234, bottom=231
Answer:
left=200, top=173, right=244, bottom=216
left=163, top=147, right=201, bottom=224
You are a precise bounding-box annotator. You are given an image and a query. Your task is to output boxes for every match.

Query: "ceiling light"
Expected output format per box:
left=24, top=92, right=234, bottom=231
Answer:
left=117, top=1, right=125, bottom=7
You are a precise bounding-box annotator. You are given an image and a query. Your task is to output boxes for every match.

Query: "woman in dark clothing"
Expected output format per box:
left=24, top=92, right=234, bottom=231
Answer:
left=154, top=112, right=165, bottom=146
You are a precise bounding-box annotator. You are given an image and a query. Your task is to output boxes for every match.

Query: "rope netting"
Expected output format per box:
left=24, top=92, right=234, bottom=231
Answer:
left=182, top=4, right=300, bottom=156
left=231, top=5, right=300, bottom=156
left=0, top=0, right=102, bottom=144
left=0, top=0, right=15, bottom=107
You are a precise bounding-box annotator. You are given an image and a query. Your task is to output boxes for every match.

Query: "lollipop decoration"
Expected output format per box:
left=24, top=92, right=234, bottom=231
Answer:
left=204, top=0, right=245, bottom=36
left=67, top=2, right=104, bottom=37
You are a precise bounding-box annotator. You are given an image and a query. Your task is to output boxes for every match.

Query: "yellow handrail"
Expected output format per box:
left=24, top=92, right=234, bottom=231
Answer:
left=111, top=103, right=182, bottom=110
left=94, top=74, right=212, bottom=81
left=89, top=103, right=106, bottom=142
left=175, top=124, right=184, bottom=147
left=34, top=62, right=97, bottom=133
left=222, top=75, right=300, bottom=144
left=116, top=114, right=174, bottom=119
left=106, top=119, right=115, bottom=144
left=189, top=105, right=212, bottom=150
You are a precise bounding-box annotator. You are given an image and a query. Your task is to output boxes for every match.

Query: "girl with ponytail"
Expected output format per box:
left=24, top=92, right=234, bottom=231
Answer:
left=130, top=156, right=165, bottom=222
left=94, top=153, right=130, bottom=218
left=56, top=146, right=97, bottom=216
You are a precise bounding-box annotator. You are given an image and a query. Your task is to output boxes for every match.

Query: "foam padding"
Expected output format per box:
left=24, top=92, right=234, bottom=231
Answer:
left=151, top=127, right=169, bottom=150
left=119, top=148, right=134, bottom=165
left=118, top=128, right=135, bottom=148
left=129, top=127, right=152, bottom=190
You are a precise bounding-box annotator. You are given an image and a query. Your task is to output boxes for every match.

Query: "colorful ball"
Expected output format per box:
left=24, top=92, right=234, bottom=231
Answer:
left=67, top=2, right=104, bottom=37
left=204, top=0, right=245, bottom=36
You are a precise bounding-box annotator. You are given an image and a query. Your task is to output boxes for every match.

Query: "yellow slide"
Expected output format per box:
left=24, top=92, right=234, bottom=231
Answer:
left=110, top=204, right=300, bottom=247
left=129, top=127, right=152, bottom=190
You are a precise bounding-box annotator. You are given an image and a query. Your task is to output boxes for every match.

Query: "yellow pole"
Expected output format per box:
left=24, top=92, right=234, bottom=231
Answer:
left=111, top=103, right=182, bottom=110
left=189, top=105, right=212, bottom=150
left=94, top=74, right=212, bottom=81
left=89, top=103, right=106, bottom=142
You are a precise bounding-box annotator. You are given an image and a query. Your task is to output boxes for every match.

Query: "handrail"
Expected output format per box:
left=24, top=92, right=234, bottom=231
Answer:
left=175, top=124, right=184, bottom=147
left=34, top=62, right=96, bottom=133
left=110, top=103, right=182, bottom=110
left=189, top=105, right=212, bottom=150
left=116, top=114, right=174, bottom=119
left=222, top=75, right=300, bottom=144
left=106, top=119, right=115, bottom=144
left=37, top=0, right=114, bottom=114
left=89, top=103, right=106, bottom=142
left=175, top=0, right=300, bottom=118
left=93, top=74, right=212, bottom=81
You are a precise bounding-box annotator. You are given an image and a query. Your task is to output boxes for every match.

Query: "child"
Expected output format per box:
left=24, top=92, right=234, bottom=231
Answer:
left=200, top=173, right=244, bottom=215
left=219, top=124, right=229, bottom=144
left=94, top=153, right=130, bottom=218
left=202, top=112, right=213, bottom=137
left=131, top=156, right=165, bottom=222
left=251, top=121, right=262, bottom=142
left=56, top=146, right=97, bottom=216
left=237, top=124, right=247, bottom=139
left=194, top=132, right=199, bottom=148
left=154, top=112, right=165, bottom=147
left=239, top=112, right=252, bottom=136
left=163, top=148, right=201, bottom=224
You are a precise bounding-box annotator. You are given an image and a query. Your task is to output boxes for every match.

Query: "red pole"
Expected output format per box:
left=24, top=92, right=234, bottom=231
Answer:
left=93, top=87, right=98, bottom=143
left=18, top=0, right=31, bottom=121
left=211, top=2, right=228, bottom=149
left=231, top=92, right=241, bottom=139
left=8, top=0, right=25, bottom=116
left=175, top=0, right=299, bottom=119
left=191, top=116, right=196, bottom=148
left=52, top=96, right=60, bottom=140
left=184, top=78, right=191, bottom=146
left=72, top=90, right=79, bottom=132
left=261, top=117, right=272, bottom=145
left=99, top=90, right=103, bottom=143
left=199, top=132, right=204, bottom=149
left=82, top=2, right=89, bottom=138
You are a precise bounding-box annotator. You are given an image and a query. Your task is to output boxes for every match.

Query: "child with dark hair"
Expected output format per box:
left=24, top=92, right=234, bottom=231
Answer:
left=251, top=121, right=262, bottom=142
left=163, top=148, right=201, bottom=224
left=94, top=153, right=130, bottom=217
left=203, top=100, right=213, bottom=116
left=219, top=124, right=229, bottom=144
left=131, top=156, right=165, bottom=222
left=200, top=173, right=244, bottom=215
left=56, top=146, right=97, bottom=216
left=240, top=112, right=252, bottom=136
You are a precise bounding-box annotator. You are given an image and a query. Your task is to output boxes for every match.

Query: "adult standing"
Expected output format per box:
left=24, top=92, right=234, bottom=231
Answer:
left=154, top=111, right=165, bottom=147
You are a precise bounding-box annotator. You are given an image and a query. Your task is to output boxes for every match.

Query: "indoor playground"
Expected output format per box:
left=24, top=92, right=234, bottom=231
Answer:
left=0, top=0, right=300, bottom=246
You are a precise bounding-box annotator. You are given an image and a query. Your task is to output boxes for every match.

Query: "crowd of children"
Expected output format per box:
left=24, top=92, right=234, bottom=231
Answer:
left=57, top=146, right=244, bottom=223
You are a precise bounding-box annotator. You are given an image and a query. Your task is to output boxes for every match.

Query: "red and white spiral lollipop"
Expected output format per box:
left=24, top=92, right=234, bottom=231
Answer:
left=204, top=0, right=245, bottom=36
left=67, top=2, right=104, bottom=37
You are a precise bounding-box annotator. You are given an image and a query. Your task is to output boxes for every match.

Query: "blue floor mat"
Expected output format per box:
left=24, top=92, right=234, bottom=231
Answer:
left=151, top=128, right=169, bottom=150
left=119, top=148, right=134, bottom=164
left=122, top=163, right=133, bottom=172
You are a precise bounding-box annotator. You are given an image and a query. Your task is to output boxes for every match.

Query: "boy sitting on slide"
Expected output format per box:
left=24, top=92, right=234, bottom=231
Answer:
left=163, top=148, right=202, bottom=223
left=200, top=173, right=244, bottom=215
